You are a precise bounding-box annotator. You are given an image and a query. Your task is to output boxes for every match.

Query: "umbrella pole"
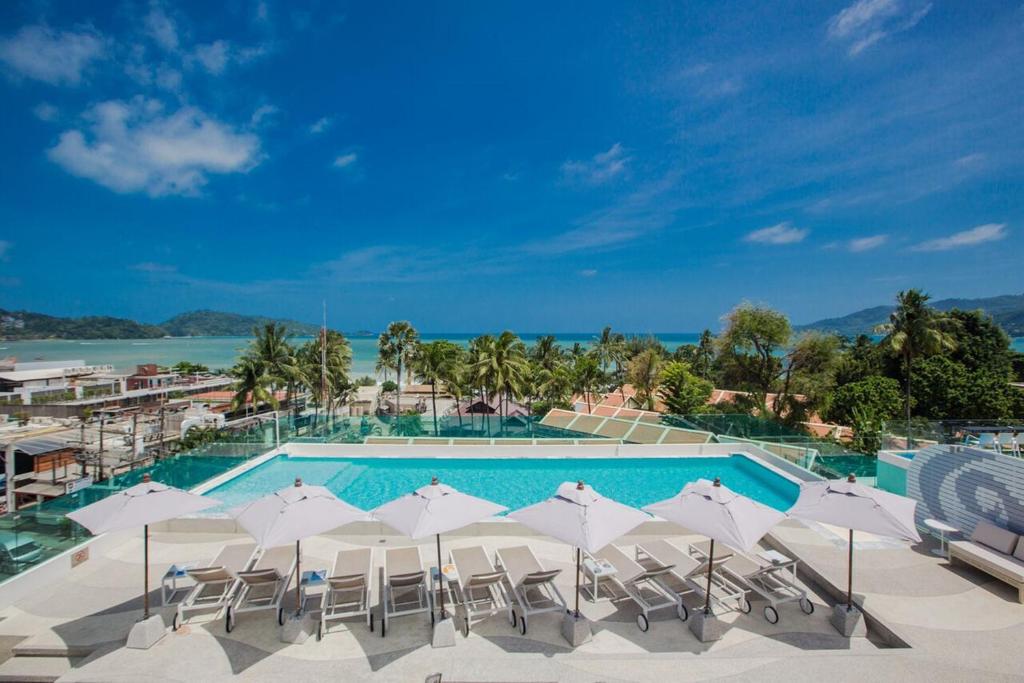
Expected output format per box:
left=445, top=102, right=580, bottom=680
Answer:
left=847, top=529, right=854, bottom=611
left=703, top=539, right=714, bottom=615
left=436, top=533, right=446, bottom=619
left=143, top=524, right=150, bottom=621
left=574, top=547, right=581, bottom=618
left=295, top=540, right=302, bottom=617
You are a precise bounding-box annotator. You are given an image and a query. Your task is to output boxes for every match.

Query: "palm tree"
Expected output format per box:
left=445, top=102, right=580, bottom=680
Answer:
left=694, top=329, right=715, bottom=380
left=231, top=355, right=277, bottom=416
left=531, top=335, right=563, bottom=371
left=298, top=329, right=353, bottom=427
left=378, top=321, right=419, bottom=417
left=572, top=356, right=604, bottom=413
left=876, top=289, right=957, bottom=447
left=412, top=340, right=459, bottom=435
left=627, top=348, right=663, bottom=410
left=250, top=323, right=299, bottom=411
left=471, top=332, right=529, bottom=430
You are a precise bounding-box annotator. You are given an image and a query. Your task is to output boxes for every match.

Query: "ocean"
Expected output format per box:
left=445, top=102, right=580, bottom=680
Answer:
left=3, top=334, right=1022, bottom=379
left=0, top=333, right=704, bottom=379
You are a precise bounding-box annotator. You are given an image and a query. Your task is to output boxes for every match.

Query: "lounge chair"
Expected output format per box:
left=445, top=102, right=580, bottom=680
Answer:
left=381, top=546, right=432, bottom=638
left=948, top=520, right=1024, bottom=603
left=495, top=545, right=566, bottom=635
left=448, top=546, right=513, bottom=636
left=172, top=542, right=258, bottom=631
left=707, top=549, right=814, bottom=623
left=589, top=544, right=686, bottom=632
left=978, top=432, right=999, bottom=451
left=318, top=548, right=375, bottom=640
left=685, top=540, right=751, bottom=615
left=225, top=545, right=297, bottom=632
left=997, top=432, right=1020, bottom=456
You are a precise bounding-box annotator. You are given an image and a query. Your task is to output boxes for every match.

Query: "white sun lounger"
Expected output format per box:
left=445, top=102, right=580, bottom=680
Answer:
left=589, top=544, right=686, bottom=632
left=685, top=540, right=752, bottom=615
left=449, top=546, right=513, bottom=636
left=225, top=545, right=297, bottom=632
left=495, top=545, right=566, bottom=635
left=711, top=549, right=814, bottom=623
left=172, top=542, right=258, bottom=631
left=318, top=548, right=375, bottom=640
left=381, top=546, right=431, bottom=638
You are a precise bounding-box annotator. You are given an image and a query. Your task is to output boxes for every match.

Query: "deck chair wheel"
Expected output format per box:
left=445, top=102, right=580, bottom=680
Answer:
left=277, top=608, right=285, bottom=626
left=799, top=598, right=814, bottom=615
left=430, top=610, right=435, bottom=626
left=462, top=616, right=471, bottom=638
left=739, top=597, right=752, bottom=614
left=763, top=605, right=779, bottom=624
left=369, top=612, right=375, bottom=632
left=172, top=611, right=181, bottom=631
left=316, top=620, right=323, bottom=641
left=636, top=613, right=649, bottom=632
left=509, top=609, right=517, bottom=627
left=518, top=616, right=527, bottom=636
left=225, top=607, right=235, bottom=633
left=380, top=620, right=386, bottom=638
left=677, top=602, right=688, bottom=622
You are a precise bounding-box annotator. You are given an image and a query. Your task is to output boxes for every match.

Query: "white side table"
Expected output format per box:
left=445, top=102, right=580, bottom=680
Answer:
left=161, top=563, right=196, bottom=605
left=924, top=519, right=959, bottom=558
left=581, top=557, right=617, bottom=602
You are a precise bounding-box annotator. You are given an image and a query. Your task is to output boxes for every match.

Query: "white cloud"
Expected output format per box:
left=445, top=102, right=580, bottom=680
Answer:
left=32, top=102, right=59, bottom=122
left=912, top=223, right=1007, bottom=251
left=827, top=0, right=932, bottom=56
left=47, top=97, right=262, bottom=197
left=579, top=269, right=598, bottom=277
left=333, top=152, right=358, bottom=169
left=193, top=40, right=229, bottom=74
left=145, top=4, right=179, bottom=52
left=743, top=222, right=809, bottom=245
left=0, top=24, right=105, bottom=85
left=250, top=104, right=278, bottom=127
left=848, top=234, right=888, bottom=252
left=130, top=261, right=177, bottom=273
left=0, top=240, right=11, bottom=260
left=309, top=116, right=333, bottom=134
left=561, top=143, right=630, bottom=185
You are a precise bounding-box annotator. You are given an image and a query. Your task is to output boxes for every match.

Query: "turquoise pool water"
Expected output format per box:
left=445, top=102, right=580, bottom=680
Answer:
left=204, top=454, right=800, bottom=513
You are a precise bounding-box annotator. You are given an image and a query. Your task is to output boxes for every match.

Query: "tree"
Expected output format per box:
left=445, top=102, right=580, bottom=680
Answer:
left=572, top=355, right=605, bottom=412
left=378, top=321, right=420, bottom=417
left=626, top=348, right=663, bottom=410
left=412, top=340, right=460, bottom=435
left=912, top=356, right=1015, bottom=420
left=472, top=331, right=529, bottom=424
left=693, top=329, right=715, bottom=380
left=531, top=335, right=563, bottom=371
left=876, top=289, right=957, bottom=445
left=945, top=309, right=1013, bottom=376
left=657, top=361, right=713, bottom=414
left=826, top=376, right=903, bottom=426
left=298, top=329, right=353, bottom=424
left=834, top=335, right=885, bottom=386
left=250, top=323, right=299, bottom=410
left=774, top=332, right=841, bottom=422
left=230, top=355, right=277, bottom=415
left=717, top=303, right=790, bottom=411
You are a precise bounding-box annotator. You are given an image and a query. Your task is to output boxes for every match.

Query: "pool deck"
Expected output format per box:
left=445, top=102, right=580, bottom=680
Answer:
left=1, top=523, right=1022, bottom=682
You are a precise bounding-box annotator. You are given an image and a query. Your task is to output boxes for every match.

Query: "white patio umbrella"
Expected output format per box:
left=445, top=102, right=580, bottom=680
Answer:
left=67, top=474, right=219, bottom=621
left=371, top=477, right=507, bottom=619
left=787, top=474, right=921, bottom=611
left=231, top=477, right=369, bottom=616
left=644, top=477, right=785, bottom=615
left=507, top=481, right=650, bottom=617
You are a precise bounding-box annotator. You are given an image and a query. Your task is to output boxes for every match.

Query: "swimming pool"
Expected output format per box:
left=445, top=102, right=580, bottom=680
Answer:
left=204, top=454, right=800, bottom=514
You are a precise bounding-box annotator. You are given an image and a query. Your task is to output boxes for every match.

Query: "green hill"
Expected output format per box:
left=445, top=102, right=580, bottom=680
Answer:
left=799, top=294, right=1024, bottom=336
left=160, top=310, right=321, bottom=337
left=0, top=309, right=165, bottom=340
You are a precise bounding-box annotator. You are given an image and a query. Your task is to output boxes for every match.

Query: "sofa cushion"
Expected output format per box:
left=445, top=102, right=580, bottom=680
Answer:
left=971, top=520, right=1019, bottom=555
left=950, top=540, right=1024, bottom=582
left=1015, top=536, right=1024, bottom=563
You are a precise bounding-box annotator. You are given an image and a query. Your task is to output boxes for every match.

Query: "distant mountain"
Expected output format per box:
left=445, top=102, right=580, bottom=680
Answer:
left=0, top=308, right=323, bottom=339
left=0, top=309, right=165, bottom=340
left=799, top=294, right=1024, bottom=337
left=160, top=310, right=321, bottom=337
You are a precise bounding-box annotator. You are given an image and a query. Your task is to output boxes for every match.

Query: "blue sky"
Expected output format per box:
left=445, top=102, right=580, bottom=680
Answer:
left=0, top=1, right=1022, bottom=332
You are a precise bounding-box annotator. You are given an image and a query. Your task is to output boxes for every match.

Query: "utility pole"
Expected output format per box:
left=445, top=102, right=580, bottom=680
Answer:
left=158, top=402, right=165, bottom=461
left=131, top=412, right=139, bottom=467
left=97, top=412, right=105, bottom=482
